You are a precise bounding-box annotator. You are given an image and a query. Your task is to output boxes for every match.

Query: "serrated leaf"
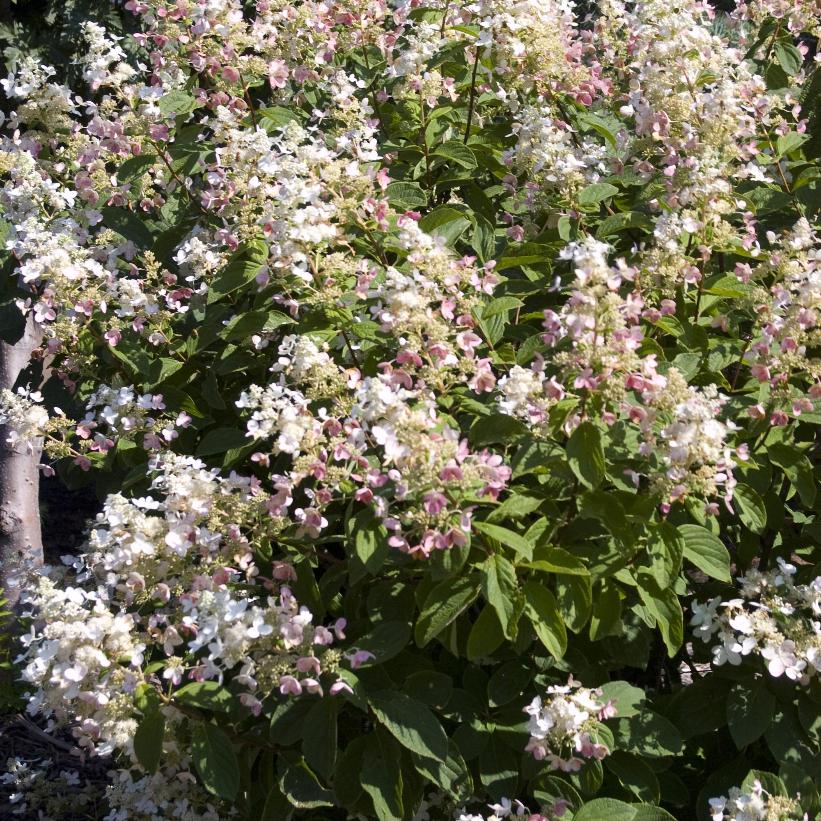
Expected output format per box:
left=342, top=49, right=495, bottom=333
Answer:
left=302, top=698, right=337, bottom=780
left=415, top=574, right=480, bottom=647
left=599, top=681, right=646, bottom=718
left=173, top=681, right=234, bottom=712
left=733, top=484, right=767, bottom=534
left=637, top=573, right=684, bottom=656
left=196, top=427, right=248, bottom=457
left=774, top=42, right=802, bottom=76
left=432, top=140, right=477, bottom=169
left=578, top=182, right=619, bottom=206
left=678, top=524, right=731, bottom=581
left=158, top=89, right=197, bottom=116
left=191, top=723, right=240, bottom=801
left=385, top=181, right=428, bottom=209
left=573, top=798, right=637, bottom=821
left=361, top=731, right=403, bottom=821
left=208, top=240, right=268, bottom=302
left=727, top=681, right=775, bottom=749
left=567, top=422, right=605, bottom=489
left=523, top=581, right=567, bottom=659
left=279, top=759, right=334, bottom=809
left=369, top=690, right=448, bottom=761
left=481, top=554, right=518, bottom=638
left=467, top=604, right=505, bottom=661
left=134, top=710, right=165, bottom=774
left=473, top=521, right=533, bottom=560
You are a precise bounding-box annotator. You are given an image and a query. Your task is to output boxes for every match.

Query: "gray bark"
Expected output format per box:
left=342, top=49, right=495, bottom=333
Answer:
left=0, top=313, right=43, bottom=607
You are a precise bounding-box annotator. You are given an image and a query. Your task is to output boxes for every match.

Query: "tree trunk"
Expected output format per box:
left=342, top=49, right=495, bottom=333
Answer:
left=0, top=314, right=43, bottom=607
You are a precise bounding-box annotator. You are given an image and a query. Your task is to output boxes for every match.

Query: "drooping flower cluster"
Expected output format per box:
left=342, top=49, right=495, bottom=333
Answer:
left=692, top=559, right=821, bottom=683
left=708, top=780, right=807, bottom=821
left=523, top=678, right=615, bottom=771
left=17, top=453, right=362, bottom=758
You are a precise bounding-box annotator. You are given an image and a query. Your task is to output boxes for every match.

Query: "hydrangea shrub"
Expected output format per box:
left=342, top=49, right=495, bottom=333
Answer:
left=0, top=0, right=820, bottom=818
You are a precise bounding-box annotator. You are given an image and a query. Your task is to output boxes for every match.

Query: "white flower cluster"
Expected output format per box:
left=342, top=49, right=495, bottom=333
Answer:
left=80, top=22, right=135, bottom=90
left=505, top=107, right=607, bottom=203
left=18, top=452, right=358, bottom=764
left=709, top=780, right=806, bottom=821
left=523, top=678, right=615, bottom=772
left=0, top=387, right=49, bottom=451
left=497, top=364, right=564, bottom=427
left=657, top=382, right=737, bottom=503
left=19, top=576, right=146, bottom=756
left=692, top=559, right=821, bottom=683
left=235, top=382, right=317, bottom=454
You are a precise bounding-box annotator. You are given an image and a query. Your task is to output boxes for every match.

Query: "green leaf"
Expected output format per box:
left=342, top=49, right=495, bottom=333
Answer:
left=349, top=507, right=389, bottom=578
left=368, top=690, right=449, bottom=761
left=473, top=521, right=533, bottom=560
left=467, top=604, right=505, bottom=661
left=768, top=443, right=816, bottom=507
left=727, top=680, right=775, bottom=749
left=599, top=681, right=646, bottom=718
left=480, top=296, right=524, bottom=319
left=637, top=573, right=684, bottom=656
left=578, top=182, right=619, bottom=206
left=776, top=131, right=808, bottom=156
left=734, top=484, right=767, bottom=534
left=418, top=206, right=471, bottom=245
left=134, top=710, right=165, bottom=774
left=196, top=427, right=248, bottom=457
left=615, top=711, right=683, bottom=758
left=279, top=759, right=334, bottom=809
left=302, top=698, right=338, bottom=780
left=596, top=211, right=652, bottom=238
left=158, top=89, right=198, bottom=116
left=741, top=769, right=788, bottom=798
left=191, top=723, right=240, bottom=801
left=258, top=106, right=302, bottom=130
left=432, top=141, right=477, bottom=169
left=678, top=524, right=731, bottom=582
left=173, top=681, right=234, bottom=712
left=413, top=744, right=472, bottom=803
left=631, top=807, right=677, bottom=821
left=117, top=153, right=157, bottom=182
left=606, top=752, right=660, bottom=804
left=402, top=671, right=453, bottom=709
left=589, top=583, right=622, bottom=640
left=260, top=784, right=293, bottom=821
left=101, top=206, right=154, bottom=247
left=222, top=309, right=293, bottom=341
left=525, top=546, right=590, bottom=577
left=355, top=620, right=411, bottom=666
left=361, top=731, right=403, bottom=821
left=523, top=581, right=567, bottom=659
left=481, top=554, right=518, bottom=638
left=486, top=492, right=543, bottom=523
left=567, top=422, right=605, bottom=489
left=556, top=575, right=592, bottom=632
left=208, top=240, right=269, bottom=303
left=478, top=733, right=518, bottom=799
left=415, top=573, right=480, bottom=647
left=385, top=181, right=427, bottom=209
left=573, top=798, right=637, bottom=821
left=774, top=42, right=802, bottom=76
